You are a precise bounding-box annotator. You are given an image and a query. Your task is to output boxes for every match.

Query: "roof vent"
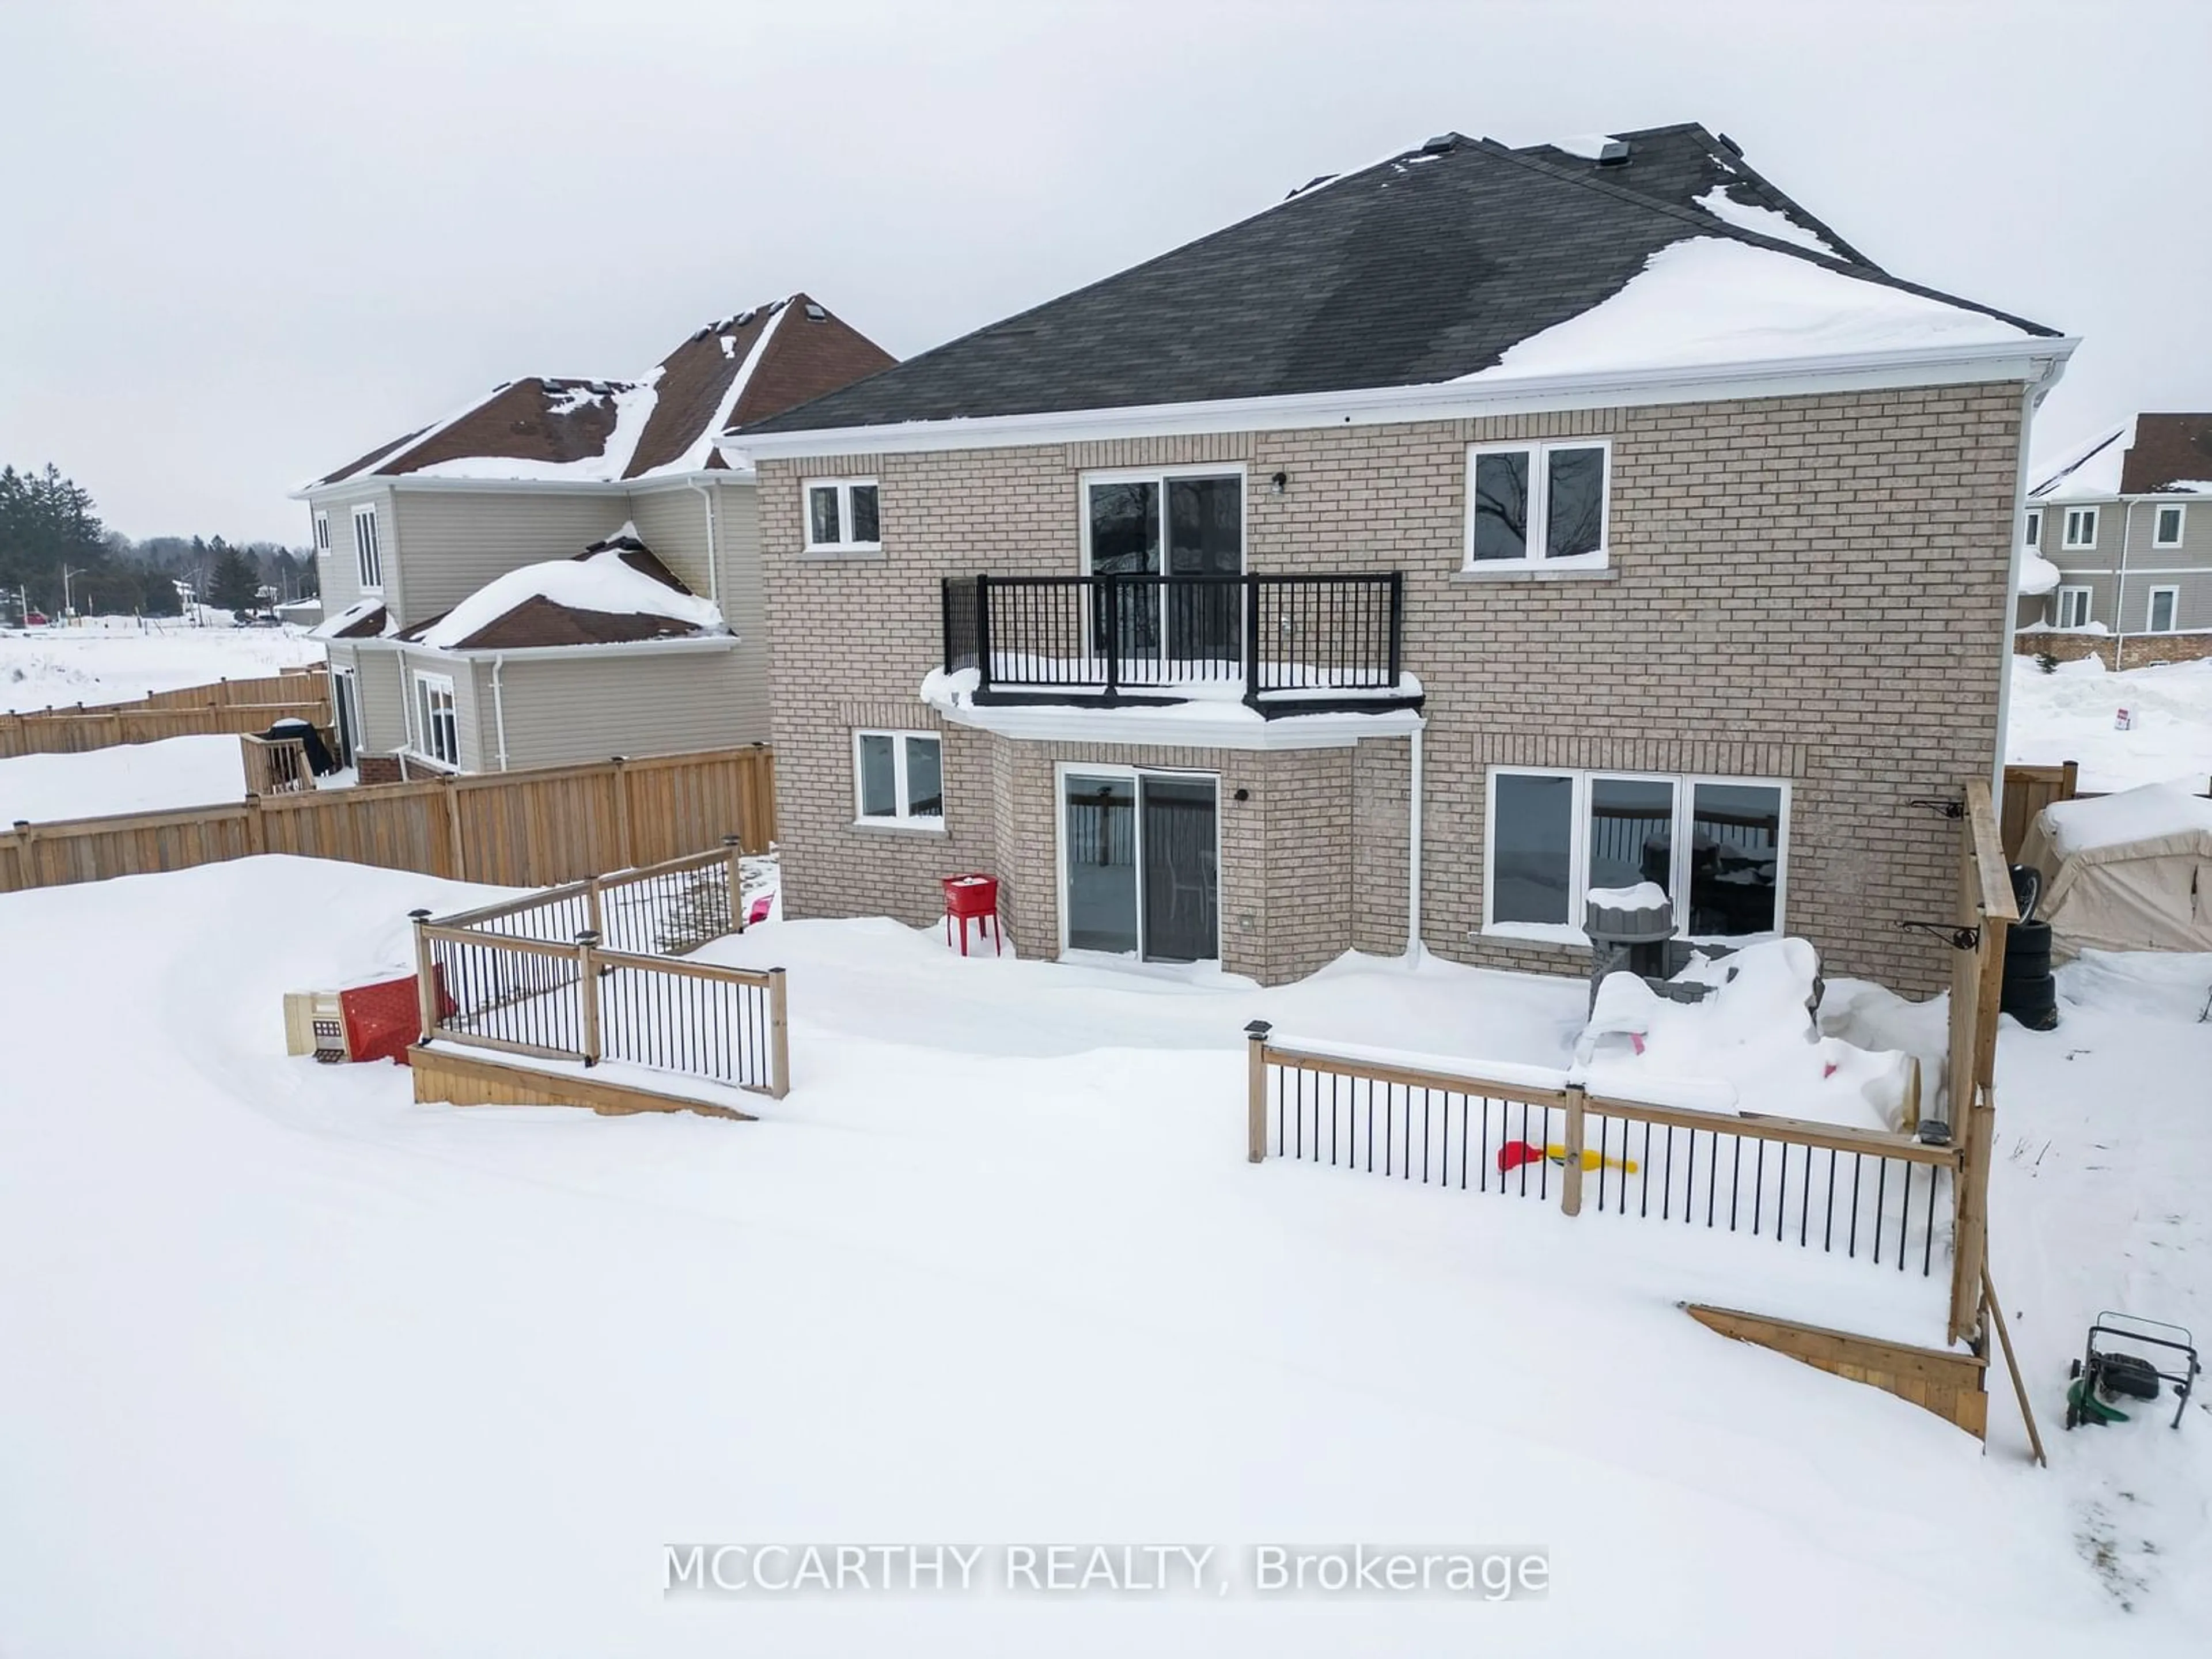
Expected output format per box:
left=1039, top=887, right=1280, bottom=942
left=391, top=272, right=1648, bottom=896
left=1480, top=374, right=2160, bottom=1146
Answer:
left=804, top=302, right=827, bottom=321
left=1596, top=139, right=1631, bottom=166
left=1421, top=133, right=1458, bottom=156
left=1715, top=131, right=1743, bottom=158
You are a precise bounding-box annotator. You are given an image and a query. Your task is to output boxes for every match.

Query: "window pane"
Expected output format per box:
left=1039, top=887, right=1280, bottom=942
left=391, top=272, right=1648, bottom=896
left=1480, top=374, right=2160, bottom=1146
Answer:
left=2150, top=590, right=2176, bottom=632
left=1088, top=481, right=1160, bottom=575
left=1166, top=475, right=1241, bottom=577
left=2157, top=506, right=2182, bottom=543
left=903, top=736, right=942, bottom=816
left=1689, top=783, right=1782, bottom=937
left=1470, top=451, right=1530, bottom=561
left=1544, top=446, right=1607, bottom=559
left=1588, top=777, right=1676, bottom=898
left=849, top=484, right=880, bottom=544
left=1491, top=773, right=1573, bottom=925
left=809, top=486, right=842, bottom=546
left=2024, top=513, right=2039, bottom=547
left=857, top=733, right=896, bottom=817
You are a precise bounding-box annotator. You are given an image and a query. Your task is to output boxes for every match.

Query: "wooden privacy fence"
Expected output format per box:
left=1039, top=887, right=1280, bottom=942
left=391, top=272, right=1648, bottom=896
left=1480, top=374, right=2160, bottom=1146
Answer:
left=0, top=745, right=777, bottom=895
left=0, top=669, right=331, bottom=758
left=1999, top=760, right=2211, bottom=860
left=412, top=870, right=787, bottom=1099
left=1942, top=777, right=2017, bottom=1344
left=240, top=732, right=312, bottom=796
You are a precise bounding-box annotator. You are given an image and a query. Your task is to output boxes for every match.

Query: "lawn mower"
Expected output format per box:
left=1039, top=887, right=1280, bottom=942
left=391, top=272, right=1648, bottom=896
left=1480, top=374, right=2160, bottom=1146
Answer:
left=2065, top=1312, right=2200, bottom=1431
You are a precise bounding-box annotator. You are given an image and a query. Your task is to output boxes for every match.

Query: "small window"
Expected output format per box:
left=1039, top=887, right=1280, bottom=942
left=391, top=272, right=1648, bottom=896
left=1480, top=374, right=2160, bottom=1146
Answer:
left=853, top=729, right=942, bottom=825
left=353, top=505, right=384, bottom=590
left=1465, top=440, right=1611, bottom=568
left=2153, top=503, right=2186, bottom=548
left=2023, top=509, right=2040, bottom=548
left=413, top=672, right=459, bottom=767
left=2062, top=506, right=2098, bottom=549
left=2055, top=586, right=2092, bottom=628
left=2147, top=586, right=2179, bottom=634
left=804, top=479, right=882, bottom=552
left=314, top=511, right=331, bottom=555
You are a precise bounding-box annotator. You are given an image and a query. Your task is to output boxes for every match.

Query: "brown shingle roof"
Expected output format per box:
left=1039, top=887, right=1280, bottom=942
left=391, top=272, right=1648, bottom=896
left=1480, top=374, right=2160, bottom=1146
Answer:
left=393, top=540, right=715, bottom=651
left=2119, top=414, right=2212, bottom=494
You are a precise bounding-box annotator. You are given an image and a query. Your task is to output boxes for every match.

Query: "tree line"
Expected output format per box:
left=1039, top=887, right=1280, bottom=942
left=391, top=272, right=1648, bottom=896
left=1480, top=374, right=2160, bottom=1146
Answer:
left=1, top=462, right=317, bottom=620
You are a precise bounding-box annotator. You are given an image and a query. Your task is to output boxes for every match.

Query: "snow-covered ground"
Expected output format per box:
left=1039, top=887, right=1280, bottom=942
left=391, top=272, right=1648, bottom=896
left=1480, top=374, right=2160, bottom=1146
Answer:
left=0, top=615, right=324, bottom=713
left=0, top=732, right=248, bottom=823
left=0, top=857, right=2204, bottom=1656
left=2008, top=654, right=2212, bottom=793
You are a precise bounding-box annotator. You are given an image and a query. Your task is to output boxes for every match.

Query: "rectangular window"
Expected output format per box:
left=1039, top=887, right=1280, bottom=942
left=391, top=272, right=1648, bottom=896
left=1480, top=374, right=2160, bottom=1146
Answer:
left=2023, top=508, right=2040, bottom=548
left=2147, top=586, right=2179, bottom=634
left=1465, top=440, right=1611, bottom=568
left=1485, top=768, right=1787, bottom=942
left=413, top=671, right=458, bottom=767
left=353, top=505, right=383, bottom=590
left=853, top=729, right=943, bottom=825
left=2153, top=503, right=2186, bottom=548
left=2055, top=586, right=2092, bottom=628
left=2062, top=506, right=2098, bottom=549
left=804, top=478, right=882, bottom=552
left=314, top=511, right=331, bottom=555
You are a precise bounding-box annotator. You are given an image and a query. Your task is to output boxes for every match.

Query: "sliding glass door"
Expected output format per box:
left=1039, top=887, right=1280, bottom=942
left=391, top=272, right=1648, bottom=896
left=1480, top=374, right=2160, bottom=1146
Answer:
left=1061, top=769, right=1219, bottom=963
left=1083, top=471, right=1243, bottom=676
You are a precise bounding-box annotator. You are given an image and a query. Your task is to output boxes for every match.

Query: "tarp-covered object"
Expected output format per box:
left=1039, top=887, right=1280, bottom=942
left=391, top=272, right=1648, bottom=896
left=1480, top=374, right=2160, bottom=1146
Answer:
left=2020, top=782, right=2212, bottom=959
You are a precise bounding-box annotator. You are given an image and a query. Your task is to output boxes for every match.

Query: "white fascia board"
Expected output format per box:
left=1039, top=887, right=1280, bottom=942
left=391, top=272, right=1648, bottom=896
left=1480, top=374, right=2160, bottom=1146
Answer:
left=933, top=698, right=1426, bottom=750
left=289, top=469, right=755, bottom=503
left=346, top=634, right=736, bottom=664
left=720, top=336, right=2081, bottom=463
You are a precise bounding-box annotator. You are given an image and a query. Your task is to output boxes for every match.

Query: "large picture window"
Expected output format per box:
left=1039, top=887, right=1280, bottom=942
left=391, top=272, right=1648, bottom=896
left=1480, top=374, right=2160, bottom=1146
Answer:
left=353, top=504, right=383, bottom=591
left=1484, top=767, right=1788, bottom=941
left=853, top=730, right=943, bottom=825
left=1465, top=438, right=1611, bottom=569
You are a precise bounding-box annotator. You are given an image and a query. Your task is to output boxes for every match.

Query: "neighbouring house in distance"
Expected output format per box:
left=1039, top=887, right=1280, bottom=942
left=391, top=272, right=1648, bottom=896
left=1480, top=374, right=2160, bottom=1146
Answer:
left=721, top=123, right=2073, bottom=995
left=298, top=295, right=895, bottom=780
left=2016, top=412, right=2212, bottom=668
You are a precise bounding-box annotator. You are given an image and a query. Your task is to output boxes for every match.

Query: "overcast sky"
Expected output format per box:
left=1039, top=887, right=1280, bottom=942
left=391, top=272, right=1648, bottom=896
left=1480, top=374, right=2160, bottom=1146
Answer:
left=4, top=0, right=2207, bottom=546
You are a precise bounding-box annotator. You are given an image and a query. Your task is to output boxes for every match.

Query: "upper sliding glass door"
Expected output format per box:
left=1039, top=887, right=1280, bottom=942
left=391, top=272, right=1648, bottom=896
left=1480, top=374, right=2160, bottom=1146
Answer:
left=1085, top=472, right=1243, bottom=676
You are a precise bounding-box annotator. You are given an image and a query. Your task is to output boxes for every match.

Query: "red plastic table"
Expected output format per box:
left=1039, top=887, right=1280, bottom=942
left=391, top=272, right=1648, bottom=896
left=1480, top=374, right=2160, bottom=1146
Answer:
left=941, top=873, right=1002, bottom=956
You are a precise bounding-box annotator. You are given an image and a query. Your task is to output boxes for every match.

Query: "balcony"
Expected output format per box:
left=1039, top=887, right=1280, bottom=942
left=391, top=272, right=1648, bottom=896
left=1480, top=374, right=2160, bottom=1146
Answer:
left=939, top=573, right=1419, bottom=718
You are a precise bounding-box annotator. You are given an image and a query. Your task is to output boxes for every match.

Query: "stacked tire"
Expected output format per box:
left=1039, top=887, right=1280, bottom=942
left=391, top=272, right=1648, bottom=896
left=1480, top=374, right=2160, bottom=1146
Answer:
left=2001, top=919, right=2058, bottom=1031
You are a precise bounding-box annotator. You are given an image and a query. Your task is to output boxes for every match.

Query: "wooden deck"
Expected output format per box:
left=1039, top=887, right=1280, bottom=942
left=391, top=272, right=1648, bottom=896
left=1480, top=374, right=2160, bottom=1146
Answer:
left=408, top=1043, right=757, bottom=1122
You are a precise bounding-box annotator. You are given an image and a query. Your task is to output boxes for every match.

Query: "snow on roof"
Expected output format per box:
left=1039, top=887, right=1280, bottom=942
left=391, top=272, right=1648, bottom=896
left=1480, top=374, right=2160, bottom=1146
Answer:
left=629, top=302, right=790, bottom=481
left=406, top=536, right=724, bottom=652
left=403, top=376, right=664, bottom=484
left=1547, top=132, right=1622, bottom=161
left=1457, top=236, right=2031, bottom=387
left=2040, top=780, right=2212, bottom=859
left=2017, top=550, right=2062, bottom=597
left=309, top=596, right=393, bottom=641
left=1691, top=184, right=1838, bottom=257
left=2029, top=418, right=2135, bottom=502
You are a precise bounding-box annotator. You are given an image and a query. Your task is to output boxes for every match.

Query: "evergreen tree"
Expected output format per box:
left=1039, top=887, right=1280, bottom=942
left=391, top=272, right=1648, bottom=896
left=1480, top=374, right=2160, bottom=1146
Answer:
left=207, top=540, right=262, bottom=612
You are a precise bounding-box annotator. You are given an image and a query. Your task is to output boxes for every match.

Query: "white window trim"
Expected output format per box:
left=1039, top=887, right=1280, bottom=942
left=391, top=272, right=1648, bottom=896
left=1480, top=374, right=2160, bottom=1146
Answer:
left=330, top=665, right=361, bottom=763
left=1480, top=766, right=1790, bottom=946
left=2151, top=502, right=2187, bottom=549
left=2022, top=507, right=2040, bottom=548
left=2054, top=585, right=2093, bottom=629
left=313, top=510, right=331, bottom=556
left=1051, top=760, right=1222, bottom=963
left=1075, top=462, right=1249, bottom=578
left=2146, top=585, right=2180, bottom=634
left=802, top=478, right=882, bottom=553
left=1463, top=437, right=1612, bottom=571
left=411, top=669, right=460, bottom=769
left=851, top=728, right=944, bottom=830
left=352, top=503, right=384, bottom=592
left=2061, top=505, right=2099, bottom=550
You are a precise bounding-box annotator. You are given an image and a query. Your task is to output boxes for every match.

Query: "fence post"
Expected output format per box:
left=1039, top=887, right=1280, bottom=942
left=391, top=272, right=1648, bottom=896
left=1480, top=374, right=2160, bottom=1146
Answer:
left=10, top=820, right=32, bottom=891
left=1241, top=577, right=1262, bottom=707
left=767, top=966, right=790, bottom=1098
left=585, top=874, right=604, bottom=941
left=1560, top=1084, right=1587, bottom=1217
left=243, top=794, right=265, bottom=855
left=1245, top=1019, right=1272, bottom=1163
left=974, top=574, right=994, bottom=696
left=442, top=775, right=467, bottom=881
left=576, top=930, right=602, bottom=1067
left=724, top=833, right=745, bottom=933
left=611, top=756, right=635, bottom=870
left=1386, top=570, right=1404, bottom=690
left=410, top=909, right=438, bottom=1046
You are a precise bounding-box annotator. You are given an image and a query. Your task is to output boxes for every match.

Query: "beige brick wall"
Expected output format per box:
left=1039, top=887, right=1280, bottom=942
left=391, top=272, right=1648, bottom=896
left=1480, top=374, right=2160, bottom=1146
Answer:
left=760, top=381, right=2027, bottom=994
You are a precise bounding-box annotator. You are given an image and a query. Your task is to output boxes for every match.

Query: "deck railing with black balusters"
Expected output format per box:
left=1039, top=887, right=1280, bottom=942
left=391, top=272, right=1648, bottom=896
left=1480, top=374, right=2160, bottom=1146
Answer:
left=1244, top=1025, right=1957, bottom=1279
left=940, top=571, right=1408, bottom=711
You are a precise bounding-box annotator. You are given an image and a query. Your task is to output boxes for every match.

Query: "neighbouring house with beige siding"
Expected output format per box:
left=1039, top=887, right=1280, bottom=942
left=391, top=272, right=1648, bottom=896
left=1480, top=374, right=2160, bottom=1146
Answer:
left=296, top=295, right=893, bottom=781
left=724, top=124, right=2074, bottom=996
left=2015, top=412, right=2212, bottom=668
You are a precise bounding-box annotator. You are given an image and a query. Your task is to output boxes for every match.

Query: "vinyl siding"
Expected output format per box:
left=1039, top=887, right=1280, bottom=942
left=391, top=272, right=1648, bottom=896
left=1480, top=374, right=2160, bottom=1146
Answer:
left=624, top=484, right=714, bottom=596
left=305, top=482, right=399, bottom=618
left=479, top=644, right=756, bottom=772
left=335, top=643, right=411, bottom=757
left=2036, top=498, right=2212, bottom=630
left=387, top=489, right=631, bottom=626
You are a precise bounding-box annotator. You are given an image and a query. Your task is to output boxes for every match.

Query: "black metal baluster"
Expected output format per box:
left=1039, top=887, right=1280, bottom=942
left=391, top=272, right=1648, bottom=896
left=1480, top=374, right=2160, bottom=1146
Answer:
left=1872, top=1159, right=1888, bottom=1266
left=1897, top=1164, right=1911, bottom=1272
left=1923, top=1160, right=1939, bottom=1277
left=1849, top=1155, right=1863, bottom=1258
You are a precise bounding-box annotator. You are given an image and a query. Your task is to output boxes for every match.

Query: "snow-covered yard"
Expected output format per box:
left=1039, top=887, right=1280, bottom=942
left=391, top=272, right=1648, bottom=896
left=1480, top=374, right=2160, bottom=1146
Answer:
left=0, top=857, right=2205, bottom=1655
left=0, top=615, right=324, bottom=713
left=2008, top=654, right=2212, bottom=793
left=0, top=732, right=248, bottom=823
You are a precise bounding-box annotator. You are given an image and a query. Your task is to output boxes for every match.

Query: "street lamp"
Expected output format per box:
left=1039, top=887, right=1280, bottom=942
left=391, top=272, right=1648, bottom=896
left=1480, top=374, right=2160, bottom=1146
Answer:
left=61, top=564, right=88, bottom=618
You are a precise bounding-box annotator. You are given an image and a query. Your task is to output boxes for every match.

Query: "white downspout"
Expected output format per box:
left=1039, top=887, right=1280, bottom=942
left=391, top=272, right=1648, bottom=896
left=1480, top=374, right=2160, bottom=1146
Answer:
left=688, top=477, right=721, bottom=611
left=2112, top=498, right=2134, bottom=671
left=491, top=654, right=510, bottom=772
left=1992, top=354, right=2072, bottom=800
left=1406, top=722, right=1426, bottom=963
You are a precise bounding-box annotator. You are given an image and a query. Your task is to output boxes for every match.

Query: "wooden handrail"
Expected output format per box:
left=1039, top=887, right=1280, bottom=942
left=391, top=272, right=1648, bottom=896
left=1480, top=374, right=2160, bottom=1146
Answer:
left=1261, top=1041, right=1570, bottom=1111
left=418, top=923, right=582, bottom=960
left=592, top=944, right=777, bottom=988
left=429, top=882, right=595, bottom=930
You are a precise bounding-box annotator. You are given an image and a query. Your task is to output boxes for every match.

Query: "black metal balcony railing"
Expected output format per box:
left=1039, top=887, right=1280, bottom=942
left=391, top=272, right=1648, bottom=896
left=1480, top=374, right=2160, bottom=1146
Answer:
left=941, top=573, right=1412, bottom=716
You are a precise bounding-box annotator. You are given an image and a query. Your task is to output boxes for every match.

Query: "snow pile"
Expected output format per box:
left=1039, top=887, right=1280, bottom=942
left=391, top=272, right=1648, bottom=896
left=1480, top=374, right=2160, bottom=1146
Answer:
left=2039, top=779, right=2212, bottom=858
left=411, top=537, right=724, bottom=650
left=309, top=596, right=391, bottom=641
left=0, top=734, right=248, bottom=824
left=2018, top=550, right=2062, bottom=597
left=2030, top=418, right=2135, bottom=501
left=1575, top=937, right=1918, bottom=1131
left=2006, top=655, right=2212, bottom=792
left=0, top=618, right=325, bottom=712
left=1547, top=132, right=1623, bottom=161
left=1586, top=881, right=1669, bottom=910
left=1461, top=237, right=2029, bottom=386
left=1691, top=185, right=1839, bottom=257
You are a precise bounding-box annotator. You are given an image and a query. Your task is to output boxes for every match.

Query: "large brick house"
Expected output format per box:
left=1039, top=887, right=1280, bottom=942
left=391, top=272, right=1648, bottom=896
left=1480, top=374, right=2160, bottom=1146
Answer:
left=723, top=125, right=2074, bottom=994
